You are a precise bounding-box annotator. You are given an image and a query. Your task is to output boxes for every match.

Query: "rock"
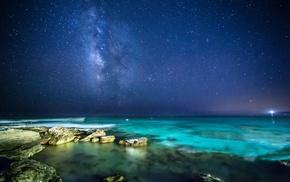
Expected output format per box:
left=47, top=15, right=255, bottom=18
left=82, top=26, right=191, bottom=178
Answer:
left=119, top=137, right=147, bottom=147
left=47, top=126, right=77, bottom=145
left=99, top=136, right=115, bottom=143
left=19, top=126, right=49, bottom=133
left=39, top=132, right=52, bottom=145
left=80, top=129, right=106, bottom=142
left=72, top=129, right=87, bottom=136
left=7, top=126, right=108, bottom=145
left=191, top=174, right=223, bottom=182
left=93, top=129, right=107, bottom=136
left=2, top=159, right=62, bottom=182
left=91, top=138, right=99, bottom=142
left=279, top=160, right=290, bottom=167
left=0, top=129, right=45, bottom=160
left=73, top=136, right=81, bottom=142
left=103, top=175, right=125, bottom=182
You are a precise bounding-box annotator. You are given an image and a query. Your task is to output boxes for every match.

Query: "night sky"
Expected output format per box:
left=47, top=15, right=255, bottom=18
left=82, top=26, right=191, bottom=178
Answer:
left=0, top=0, right=289, bottom=116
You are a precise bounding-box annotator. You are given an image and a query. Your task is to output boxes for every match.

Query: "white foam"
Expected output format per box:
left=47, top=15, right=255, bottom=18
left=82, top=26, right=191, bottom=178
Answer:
left=21, top=123, right=115, bottom=129
left=0, top=117, right=85, bottom=124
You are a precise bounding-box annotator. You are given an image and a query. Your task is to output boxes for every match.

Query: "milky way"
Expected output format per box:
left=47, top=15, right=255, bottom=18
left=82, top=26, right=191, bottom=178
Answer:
left=81, top=1, right=137, bottom=100
left=0, top=0, right=289, bottom=115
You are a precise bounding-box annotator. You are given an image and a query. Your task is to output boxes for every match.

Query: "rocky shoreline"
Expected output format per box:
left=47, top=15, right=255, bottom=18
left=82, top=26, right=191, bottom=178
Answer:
left=0, top=126, right=151, bottom=182
left=1, top=125, right=288, bottom=181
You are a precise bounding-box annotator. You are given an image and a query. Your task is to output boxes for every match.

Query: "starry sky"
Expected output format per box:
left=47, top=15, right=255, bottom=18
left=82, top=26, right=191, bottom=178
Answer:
left=0, top=0, right=289, bottom=116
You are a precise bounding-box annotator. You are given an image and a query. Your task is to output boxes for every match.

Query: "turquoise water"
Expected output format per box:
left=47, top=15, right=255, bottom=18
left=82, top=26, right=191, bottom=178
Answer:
left=2, top=116, right=290, bottom=181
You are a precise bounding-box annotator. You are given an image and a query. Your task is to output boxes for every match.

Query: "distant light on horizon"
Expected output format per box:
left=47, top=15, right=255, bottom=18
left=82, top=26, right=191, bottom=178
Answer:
left=269, top=110, right=274, bottom=114
left=269, top=110, right=275, bottom=117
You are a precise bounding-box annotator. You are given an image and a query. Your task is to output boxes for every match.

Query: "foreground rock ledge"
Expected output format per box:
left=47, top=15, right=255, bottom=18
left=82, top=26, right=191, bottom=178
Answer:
left=119, top=137, right=147, bottom=147
left=0, top=129, right=45, bottom=160
left=1, top=159, right=62, bottom=182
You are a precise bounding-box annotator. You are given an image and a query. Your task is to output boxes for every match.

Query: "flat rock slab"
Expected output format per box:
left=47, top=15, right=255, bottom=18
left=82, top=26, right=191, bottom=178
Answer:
left=0, top=129, right=44, bottom=160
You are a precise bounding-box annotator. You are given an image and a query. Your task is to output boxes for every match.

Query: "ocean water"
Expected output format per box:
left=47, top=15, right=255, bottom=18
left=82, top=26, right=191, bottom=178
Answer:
left=1, top=116, right=290, bottom=181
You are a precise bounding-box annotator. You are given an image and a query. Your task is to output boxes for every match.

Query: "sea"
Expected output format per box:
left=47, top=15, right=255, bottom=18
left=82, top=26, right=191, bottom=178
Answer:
left=1, top=116, right=290, bottom=182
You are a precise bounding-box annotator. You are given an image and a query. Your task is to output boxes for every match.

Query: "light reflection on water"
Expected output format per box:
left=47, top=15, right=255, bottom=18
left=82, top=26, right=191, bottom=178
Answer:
left=33, top=137, right=290, bottom=182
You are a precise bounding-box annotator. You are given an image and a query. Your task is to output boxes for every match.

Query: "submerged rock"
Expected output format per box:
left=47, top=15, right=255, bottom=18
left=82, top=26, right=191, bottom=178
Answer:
left=279, top=160, right=290, bottom=167
left=0, top=129, right=45, bottom=160
left=99, top=136, right=115, bottom=143
left=191, top=174, right=223, bottom=182
left=103, top=175, right=125, bottom=182
left=119, top=137, right=147, bottom=147
left=2, top=159, right=62, bottom=182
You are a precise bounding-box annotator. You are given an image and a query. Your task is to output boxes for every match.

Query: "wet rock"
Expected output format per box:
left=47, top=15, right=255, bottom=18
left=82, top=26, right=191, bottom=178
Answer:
left=72, top=129, right=87, bottom=136
left=8, top=126, right=108, bottom=145
left=103, top=175, right=125, bottom=182
left=91, top=137, right=99, bottom=142
left=19, top=126, right=49, bottom=133
left=119, top=137, right=147, bottom=147
left=0, top=129, right=45, bottom=160
left=191, top=174, right=223, bottom=182
left=47, top=126, right=77, bottom=145
left=2, top=159, right=62, bottom=182
left=79, top=129, right=106, bottom=142
left=279, top=160, right=290, bottom=167
left=39, top=132, right=52, bottom=145
left=73, top=136, right=81, bottom=142
left=99, top=136, right=115, bottom=143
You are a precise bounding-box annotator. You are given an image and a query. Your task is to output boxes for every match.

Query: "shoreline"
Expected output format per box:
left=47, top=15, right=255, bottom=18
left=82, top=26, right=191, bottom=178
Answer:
left=1, top=125, right=290, bottom=181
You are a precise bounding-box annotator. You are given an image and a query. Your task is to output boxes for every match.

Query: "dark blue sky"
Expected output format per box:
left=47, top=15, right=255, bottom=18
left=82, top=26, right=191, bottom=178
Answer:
left=0, top=0, right=289, bottom=116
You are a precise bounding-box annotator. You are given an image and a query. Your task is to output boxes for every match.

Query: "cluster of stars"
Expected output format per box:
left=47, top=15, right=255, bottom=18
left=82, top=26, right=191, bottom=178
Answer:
left=0, top=0, right=289, bottom=115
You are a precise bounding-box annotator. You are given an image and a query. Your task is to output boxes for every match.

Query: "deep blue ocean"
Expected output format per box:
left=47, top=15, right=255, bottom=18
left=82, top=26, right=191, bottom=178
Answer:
left=1, top=116, right=290, bottom=181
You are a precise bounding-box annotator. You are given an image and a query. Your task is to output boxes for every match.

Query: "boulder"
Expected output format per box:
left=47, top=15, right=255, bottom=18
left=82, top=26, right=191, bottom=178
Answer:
left=80, top=129, right=106, bottom=142
left=2, top=159, right=62, bottom=182
left=47, top=126, right=77, bottom=145
left=191, top=174, right=223, bottom=182
left=99, top=136, right=115, bottom=143
left=0, top=129, right=45, bottom=160
left=103, top=175, right=125, bottom=182
left=119, top=137, right=147, bottom=147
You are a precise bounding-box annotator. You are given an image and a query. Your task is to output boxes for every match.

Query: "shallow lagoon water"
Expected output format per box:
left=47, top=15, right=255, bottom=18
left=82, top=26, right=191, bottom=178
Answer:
left=2, top=116, right=290, bottom=181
